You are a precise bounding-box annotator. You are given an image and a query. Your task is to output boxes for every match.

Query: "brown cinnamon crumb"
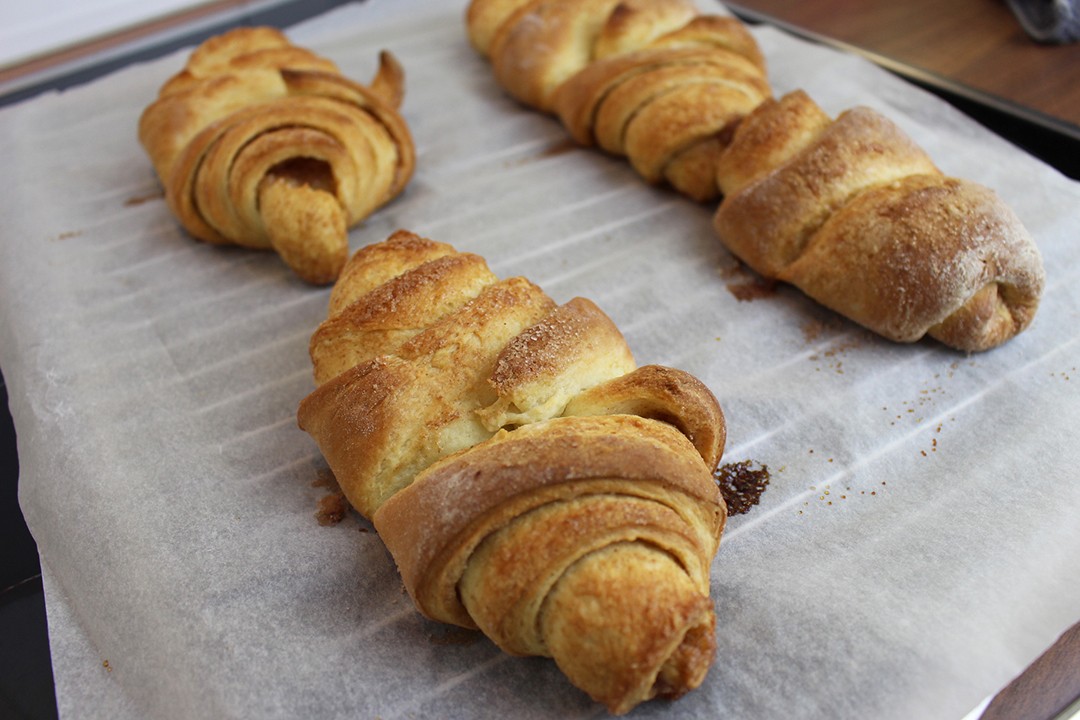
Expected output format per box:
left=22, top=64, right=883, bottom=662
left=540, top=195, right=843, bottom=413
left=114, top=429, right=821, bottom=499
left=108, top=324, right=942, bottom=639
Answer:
left=714, top=460, right=771, bottom=515
left=802, top=319, right=826, bottom=343
left=726, top=275, right=777, bottom=302
left=311, top=467, right=339, bottom=490
left=315, top=492, right=348, bottom=526
left=537, top=137, right=579, bottom=159
left=718, top=261, right=777, bottom=301
left=716, top=262, right=743, bottom=280
left=124, top=189, right=164, bottom=206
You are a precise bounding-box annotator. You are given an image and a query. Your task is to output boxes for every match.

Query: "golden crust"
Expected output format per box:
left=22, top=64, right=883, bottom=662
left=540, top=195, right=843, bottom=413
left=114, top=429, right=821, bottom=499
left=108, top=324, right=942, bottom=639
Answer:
left=468, top=0, right=770, bottom=201
left=309, top=252, right=498, bottom=385
left=478, top=296, right=637, bottom=429
left=648, top=15, right=766, bottom=69
left=788, top=175, right=1045, bottom=350
left=620, top=74, right=767, bottom=194
left=300, top=276, right=556, bottom=516
left=564, top=364, right=727, bottom=471
left=138, top=29, right=415, bottom=284
left=488, top=0, right=624, bottom=111
left=716, top=103, right=941, bottom=277
left=327, top=229, right=458, bottom=318
left=297, top=356, right=420, bottom=518
left=715, top=89, right=831, bottom=196
left=593, top=0, right=699, bottom=59
left=466, top=0, right=536, bottom=55
left=539, top=543, right=716, bottom=713
left=713, top=91, right=1045, bottom=351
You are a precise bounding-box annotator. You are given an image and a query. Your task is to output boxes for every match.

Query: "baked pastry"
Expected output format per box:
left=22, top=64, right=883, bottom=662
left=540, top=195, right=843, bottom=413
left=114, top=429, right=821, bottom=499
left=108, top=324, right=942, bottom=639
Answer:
left=468, top=5, right=1043, bottom=350
left=297, top=229, right=728, bottom=714
left=713, top=91, right=1046, bottom=351
left=138, top=27, right=415, bottom=284
left=467, top=0, right=770, bottom=201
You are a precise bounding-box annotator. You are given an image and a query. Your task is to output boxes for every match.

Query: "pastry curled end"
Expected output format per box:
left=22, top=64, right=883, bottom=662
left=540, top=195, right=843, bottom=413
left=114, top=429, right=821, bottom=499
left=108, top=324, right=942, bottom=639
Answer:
left=138, top=28, right=415, bottom=284
left=373, top=415, right=724, bottom=715
left=714, top=91, right=1045, bottom=351
left=466, top=0, right=771, bottom=201
left=298, top=230, right=728, bottom=713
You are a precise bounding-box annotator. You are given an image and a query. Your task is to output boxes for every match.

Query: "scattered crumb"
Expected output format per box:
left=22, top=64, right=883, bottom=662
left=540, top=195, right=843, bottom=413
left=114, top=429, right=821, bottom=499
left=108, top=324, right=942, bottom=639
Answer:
left=726, top=275, right=777, bottom=302
left=714, top=460, right=770, bottom=515
left=1050, top=367, right=1075, bottom=381
left=311, top=467, right=339, bottom=490
left=124, top=189, right=164, bottom=206
left=536, top=137, right=578, bottom=159
left=800, top=316, right=847, bottom=343
left=801, top=319, right=826, bottom=343
left=315, top=492, right=348, bottom=526
left=809, top=336, right=864, bottom=374
left=717, top=261, right=777, bottom=301
left=102, top=660, right=111, bottom=672
left=311, top=468, right=348, bottom=525
left=716, top=262, right=740, bottom=280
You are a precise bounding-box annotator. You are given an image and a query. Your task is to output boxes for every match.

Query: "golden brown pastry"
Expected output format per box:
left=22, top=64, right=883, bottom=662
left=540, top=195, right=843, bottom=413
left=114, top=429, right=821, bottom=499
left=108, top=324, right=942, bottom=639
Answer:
left=468, top=5, right=1043, bottom=350
left=714, top=91, right=1046, bottom=351
left=138, top=27, right=415, bottom=284
left=467, top=0, right=771, bottom=201
left=297, top=229, right=728, bottom=714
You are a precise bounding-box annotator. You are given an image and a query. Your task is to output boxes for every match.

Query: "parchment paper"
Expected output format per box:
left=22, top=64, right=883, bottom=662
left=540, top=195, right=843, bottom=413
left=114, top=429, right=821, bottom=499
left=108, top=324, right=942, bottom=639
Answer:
left=2, top=1, right=1079, bottom=718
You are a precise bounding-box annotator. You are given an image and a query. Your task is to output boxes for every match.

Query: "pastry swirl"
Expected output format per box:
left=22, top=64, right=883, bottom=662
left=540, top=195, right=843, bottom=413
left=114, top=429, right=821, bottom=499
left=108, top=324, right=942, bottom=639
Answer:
left=139, top=27, right=415, bottom=283
left=467, top=0, right=770, bottom=200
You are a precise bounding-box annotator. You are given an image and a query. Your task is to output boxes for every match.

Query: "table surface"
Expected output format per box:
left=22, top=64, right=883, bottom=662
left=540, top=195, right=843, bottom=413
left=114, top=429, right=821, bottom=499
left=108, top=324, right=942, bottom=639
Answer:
left=1, top=1, right=1079, bottom=719
left=727, top=0, right=1080, bottom=130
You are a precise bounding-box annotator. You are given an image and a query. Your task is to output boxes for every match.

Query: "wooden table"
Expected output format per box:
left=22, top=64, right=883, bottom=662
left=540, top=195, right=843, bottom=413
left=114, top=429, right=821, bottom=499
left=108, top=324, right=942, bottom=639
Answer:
left=727, top=0, right=1080, bottom=177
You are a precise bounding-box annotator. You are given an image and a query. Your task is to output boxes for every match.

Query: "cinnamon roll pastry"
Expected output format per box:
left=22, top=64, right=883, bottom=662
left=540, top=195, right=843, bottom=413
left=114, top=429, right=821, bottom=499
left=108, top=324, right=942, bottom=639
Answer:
left=298, top=229, right=728, bottom=713
left=467, top=0, right=770, bottom=201
left=139, top=27, right=415, bottom=283
left=713, top=91, right=1045, bottom=351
